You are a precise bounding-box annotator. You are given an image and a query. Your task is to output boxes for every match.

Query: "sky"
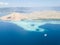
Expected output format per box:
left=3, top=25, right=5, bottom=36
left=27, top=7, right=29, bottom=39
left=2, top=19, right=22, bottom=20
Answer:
left=0, top=0, right=60, bottom=7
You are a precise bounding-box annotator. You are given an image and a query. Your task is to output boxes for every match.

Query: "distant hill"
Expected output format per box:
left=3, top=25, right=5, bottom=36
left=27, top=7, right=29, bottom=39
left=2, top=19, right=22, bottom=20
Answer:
left=0, top=7, right=60, bottom=16
left=0, top=7, right=32, bottom=16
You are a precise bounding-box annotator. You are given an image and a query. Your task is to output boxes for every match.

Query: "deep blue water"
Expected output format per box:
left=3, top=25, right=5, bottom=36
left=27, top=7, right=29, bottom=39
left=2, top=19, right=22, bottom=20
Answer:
left=0, top=21, right=60, bottom=45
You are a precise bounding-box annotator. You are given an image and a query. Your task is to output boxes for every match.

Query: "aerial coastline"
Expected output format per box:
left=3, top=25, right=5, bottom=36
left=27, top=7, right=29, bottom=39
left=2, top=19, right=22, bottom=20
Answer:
left=0, top=11, right=60, bottom=21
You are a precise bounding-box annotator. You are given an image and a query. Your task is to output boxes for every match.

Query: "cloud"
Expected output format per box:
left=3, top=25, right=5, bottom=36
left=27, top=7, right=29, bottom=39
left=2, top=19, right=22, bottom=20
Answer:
left=0, top=2, right=8, bottom=6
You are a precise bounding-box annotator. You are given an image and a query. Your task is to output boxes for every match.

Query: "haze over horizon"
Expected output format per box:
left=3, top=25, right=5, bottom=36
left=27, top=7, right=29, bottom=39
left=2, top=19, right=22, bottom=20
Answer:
left=0, top=0, right=60, bottom=7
